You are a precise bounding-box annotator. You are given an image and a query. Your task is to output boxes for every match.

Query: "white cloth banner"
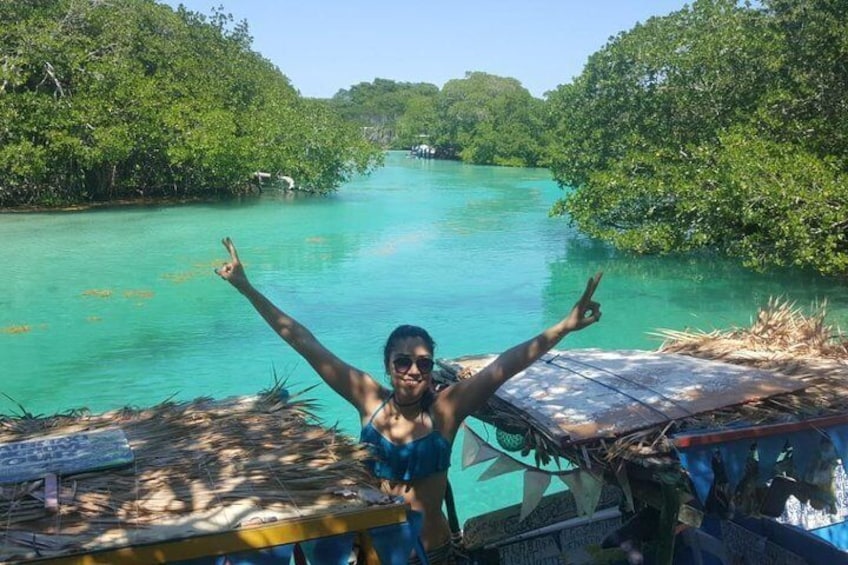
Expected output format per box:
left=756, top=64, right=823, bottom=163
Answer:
left=520, top=470, right=552, bottom=521
left=558, top=469, right=604, bottom=517
left=478, top=453, right=525, bottom=481
left=461, top=424, right=502, bottom=469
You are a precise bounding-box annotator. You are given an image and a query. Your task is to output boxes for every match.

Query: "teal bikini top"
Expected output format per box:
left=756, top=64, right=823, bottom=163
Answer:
left=359, top=394, right=452, bottom=482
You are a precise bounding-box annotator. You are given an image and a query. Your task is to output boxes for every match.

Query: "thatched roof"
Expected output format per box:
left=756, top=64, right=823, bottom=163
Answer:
left=647, top=300, right=847, bottom=451
left=437, top=300, right=848, bottom=473
left=0, top=385, right=382, bottom=562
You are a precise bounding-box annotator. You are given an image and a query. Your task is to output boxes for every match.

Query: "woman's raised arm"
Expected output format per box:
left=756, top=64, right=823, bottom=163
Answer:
left=442, top=273, right=603, bottom=425
left=216, top=237, right=381, bottom=413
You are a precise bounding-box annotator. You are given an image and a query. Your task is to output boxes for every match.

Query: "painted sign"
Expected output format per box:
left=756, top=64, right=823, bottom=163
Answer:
left=0, top=427, right=133, bottom=484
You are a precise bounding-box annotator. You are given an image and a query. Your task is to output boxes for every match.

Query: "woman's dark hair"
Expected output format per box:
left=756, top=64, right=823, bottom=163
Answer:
left=382, top=324, right=436, bottom=371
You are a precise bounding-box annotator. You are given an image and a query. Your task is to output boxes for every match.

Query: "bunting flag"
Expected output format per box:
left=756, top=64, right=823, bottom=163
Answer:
left=823, top=423, right=848, bottom=475
left=757, top=437, right=787, bottom=481
left=478, top=454, right=525, bottom=481
left=521, top=471, right=552, bottom=521
left=170, top=544, right=295, bottom=565
left=614, top=462, right=635, bottom=513
left=461, top=424, right=502, bottom=469
left=299, top=533, right=356, bottom=565
left=675, top=445, right=715, bottom=505
left=675, top=421, right=848, bottom=506
left=462, top=423, right=608, bottom=520
left=789, top=428, right=830, bottom=477
left=676, top=437, right=781, bottom=505
left=558, top=469, right=604, bottom=517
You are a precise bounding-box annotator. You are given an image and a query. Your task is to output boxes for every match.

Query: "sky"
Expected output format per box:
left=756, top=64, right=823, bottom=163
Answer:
left=160, top=1, right=691, bottom=99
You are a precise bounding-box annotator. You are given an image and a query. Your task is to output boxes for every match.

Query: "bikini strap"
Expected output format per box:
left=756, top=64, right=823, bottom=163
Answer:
left=365, top=393, right=393, bottom=425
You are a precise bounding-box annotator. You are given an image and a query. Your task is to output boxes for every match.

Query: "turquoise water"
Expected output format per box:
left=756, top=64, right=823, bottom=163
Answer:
left=3, top=151, right=847, bottom=522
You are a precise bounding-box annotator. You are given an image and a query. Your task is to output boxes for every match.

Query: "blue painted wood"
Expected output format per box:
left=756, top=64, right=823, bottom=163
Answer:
left=0, top=427, right=133, bottom=483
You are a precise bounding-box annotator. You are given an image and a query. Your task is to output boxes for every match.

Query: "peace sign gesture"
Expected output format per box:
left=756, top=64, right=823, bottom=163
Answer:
left=215, top=237, right=249, bottom=291
left=563, top=272, right=603, bottom=332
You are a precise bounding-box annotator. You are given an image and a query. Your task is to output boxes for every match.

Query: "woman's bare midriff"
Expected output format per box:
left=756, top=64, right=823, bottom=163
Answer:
left=380, top=472, right=452, bottom=550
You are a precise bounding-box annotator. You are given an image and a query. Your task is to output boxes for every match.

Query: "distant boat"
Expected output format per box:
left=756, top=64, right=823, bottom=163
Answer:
left=253, top=172, right=295, bottom=191
left=410, top=144, right=436, bottom=159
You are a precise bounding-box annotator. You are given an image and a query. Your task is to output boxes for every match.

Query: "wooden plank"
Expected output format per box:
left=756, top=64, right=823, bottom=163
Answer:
left=672, top=412, right=848, bottom=448
left=0, top=428, right=133, bottom=484
left=29, top=503, right=409, bottom=564
left=463, top=485, right=623, bottom=550
left=483, top=349, right=807, bottom=446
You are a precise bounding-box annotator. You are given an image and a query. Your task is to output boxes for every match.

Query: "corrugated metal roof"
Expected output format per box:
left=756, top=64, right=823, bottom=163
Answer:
left=453, top=349, right=809, bottom=446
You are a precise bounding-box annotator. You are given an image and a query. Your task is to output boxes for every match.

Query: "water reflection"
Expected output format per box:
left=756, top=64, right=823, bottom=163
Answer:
left=543, top=236, right=848, bottom=351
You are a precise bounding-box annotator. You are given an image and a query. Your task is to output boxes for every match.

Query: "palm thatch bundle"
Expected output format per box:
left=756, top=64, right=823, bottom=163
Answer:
left=658, top=298, right=846, bottom=363
left=606, top=299, right=848, bottom=465
left=0, top=384, right=380, bottom=562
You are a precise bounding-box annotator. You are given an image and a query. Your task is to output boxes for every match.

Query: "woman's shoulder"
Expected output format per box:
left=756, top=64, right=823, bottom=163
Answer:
left=360, top=385, right=392, bottom=417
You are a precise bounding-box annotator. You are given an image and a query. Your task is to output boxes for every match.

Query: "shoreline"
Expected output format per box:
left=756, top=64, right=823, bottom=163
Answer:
left=0, top=195, right=241, bottom=214
left=0, top=187, right=326, bottom=214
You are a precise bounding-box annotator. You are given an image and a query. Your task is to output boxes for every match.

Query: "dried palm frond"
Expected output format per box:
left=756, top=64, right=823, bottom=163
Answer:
left=656, top=298, right=847, bottom=362
left=0, top=390, right=379, bottom=562
left=614, top=299, right=848, bottom=459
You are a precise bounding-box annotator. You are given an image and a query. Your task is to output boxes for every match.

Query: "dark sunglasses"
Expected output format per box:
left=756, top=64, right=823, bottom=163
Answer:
left=392, top=355, right=434, bottom=375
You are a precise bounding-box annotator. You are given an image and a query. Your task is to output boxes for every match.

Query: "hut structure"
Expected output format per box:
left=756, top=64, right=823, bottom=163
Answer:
left=0, top=384, right=423, bottom=564
left=436, top=300, right=848, bottom=564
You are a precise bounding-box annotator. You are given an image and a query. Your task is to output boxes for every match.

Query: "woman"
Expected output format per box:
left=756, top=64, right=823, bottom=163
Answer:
left=216, top=237, right=602, bottom=563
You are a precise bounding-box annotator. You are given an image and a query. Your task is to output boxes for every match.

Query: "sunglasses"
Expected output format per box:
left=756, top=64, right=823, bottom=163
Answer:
left=392, top=355, right=434, bottom=375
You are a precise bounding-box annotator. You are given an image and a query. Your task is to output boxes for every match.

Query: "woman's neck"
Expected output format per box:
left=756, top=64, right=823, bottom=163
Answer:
left=391, top=392, right=422, bottom=408
left=390, top=393, right=423, bottom=420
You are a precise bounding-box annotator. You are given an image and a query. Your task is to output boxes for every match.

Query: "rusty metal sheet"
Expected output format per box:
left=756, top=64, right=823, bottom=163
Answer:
left=487, top=349, right=809, bottom=446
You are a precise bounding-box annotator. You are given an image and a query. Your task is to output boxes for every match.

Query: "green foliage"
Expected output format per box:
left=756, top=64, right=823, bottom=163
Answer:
left=327, top=73, right=547, bottom=167
left=0, top=0, right=382, bottom=208
left=546, top=0, right=848, bottom=276
left=434, top=72, right=545, bottom=167
left=712, top=130, right=848, bottom=275
left=328, top=78, right=439, bottom=148
left=394, top=93, right=439, bottom=149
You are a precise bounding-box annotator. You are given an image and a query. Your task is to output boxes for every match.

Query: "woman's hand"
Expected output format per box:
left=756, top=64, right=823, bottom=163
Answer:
left=440, top=271, right=604, bottom=425
left=562, top=272, right=603, bottom=332
left=215, top=237, right=250, bottom=291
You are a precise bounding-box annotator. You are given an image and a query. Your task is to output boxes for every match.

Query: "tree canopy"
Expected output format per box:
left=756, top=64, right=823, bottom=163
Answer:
left=327, top=73, right=547, bottom=167
left=328, top=78, right=439, bottom=149
left=433, top=72, right=545, bottom=167
left=0, top=0, right=383, bottom=208
left=546, top=0, right=848, bottom=276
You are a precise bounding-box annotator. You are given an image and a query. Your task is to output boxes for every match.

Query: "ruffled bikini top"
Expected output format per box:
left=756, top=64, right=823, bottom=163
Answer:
left=359, top=394, right=452, bottom=482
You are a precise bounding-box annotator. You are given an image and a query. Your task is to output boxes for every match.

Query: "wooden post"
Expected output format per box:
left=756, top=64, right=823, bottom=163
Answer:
left=656, top=481, right=681, bottom=565
left=356, top=531, right=381, bottom=564
left=44, top=473, right=59, bottom=513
